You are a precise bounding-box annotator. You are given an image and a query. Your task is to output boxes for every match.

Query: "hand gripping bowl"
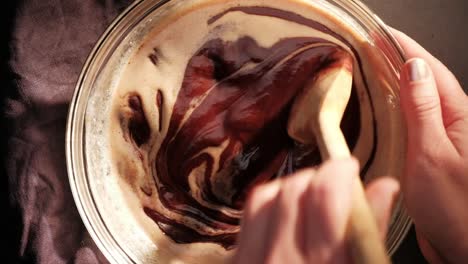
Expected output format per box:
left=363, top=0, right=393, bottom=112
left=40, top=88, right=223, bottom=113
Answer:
left=66, top=0, right=412, bottom=263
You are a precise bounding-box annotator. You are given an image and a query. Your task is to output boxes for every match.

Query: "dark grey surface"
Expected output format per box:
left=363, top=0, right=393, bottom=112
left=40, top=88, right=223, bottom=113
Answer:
left=363, top=0, right=468, bottom=92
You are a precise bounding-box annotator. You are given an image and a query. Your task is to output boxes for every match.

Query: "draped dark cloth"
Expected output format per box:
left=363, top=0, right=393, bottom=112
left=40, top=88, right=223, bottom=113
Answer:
left=2, top=1, right=132, bottom=263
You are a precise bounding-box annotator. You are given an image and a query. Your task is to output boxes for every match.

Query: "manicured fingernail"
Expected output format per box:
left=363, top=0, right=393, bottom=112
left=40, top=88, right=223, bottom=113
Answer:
left=405, top=58, right=430, bottom=82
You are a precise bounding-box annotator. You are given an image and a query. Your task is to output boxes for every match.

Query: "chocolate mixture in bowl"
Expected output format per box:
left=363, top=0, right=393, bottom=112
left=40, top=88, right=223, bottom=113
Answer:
left=146, top=38, right=361, bottom=249
left=107, top=0, right=398, bottom=259
left=116, top=6, right=366, bottom=250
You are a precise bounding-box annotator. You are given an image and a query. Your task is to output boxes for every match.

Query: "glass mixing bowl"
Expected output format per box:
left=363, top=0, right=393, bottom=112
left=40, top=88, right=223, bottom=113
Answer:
left=66, top=0, right=411, bottom=263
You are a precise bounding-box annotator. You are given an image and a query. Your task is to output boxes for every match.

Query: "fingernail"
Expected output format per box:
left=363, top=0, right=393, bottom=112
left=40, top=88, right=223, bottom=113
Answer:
left=405, top=58, right=430, bottom=82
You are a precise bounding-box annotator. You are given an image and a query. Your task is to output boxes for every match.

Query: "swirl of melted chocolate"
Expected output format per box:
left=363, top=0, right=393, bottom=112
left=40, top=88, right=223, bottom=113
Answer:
left=119, top=6, right=368, bottom=250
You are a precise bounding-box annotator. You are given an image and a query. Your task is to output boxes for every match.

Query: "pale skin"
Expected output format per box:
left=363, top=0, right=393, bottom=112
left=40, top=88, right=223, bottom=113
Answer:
left=233, top=29, right=468, bottom=264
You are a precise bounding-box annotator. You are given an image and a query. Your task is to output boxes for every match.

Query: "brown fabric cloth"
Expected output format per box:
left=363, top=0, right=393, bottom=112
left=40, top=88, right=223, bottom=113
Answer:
left=5, top=0, right=132, bottom=263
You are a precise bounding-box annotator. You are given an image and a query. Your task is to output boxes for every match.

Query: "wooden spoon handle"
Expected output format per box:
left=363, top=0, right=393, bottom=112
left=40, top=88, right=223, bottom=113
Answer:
left=286, top=51, right=390, bottom=263
left=316, top=121, right=390, bottom=264
left=314, top=118, right=351, bottom=160
left=347, top=176, right=391, bottom=264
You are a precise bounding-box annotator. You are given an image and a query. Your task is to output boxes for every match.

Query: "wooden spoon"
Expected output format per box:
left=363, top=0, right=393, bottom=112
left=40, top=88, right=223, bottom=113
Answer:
left=287, top=54, right=390, bottom=264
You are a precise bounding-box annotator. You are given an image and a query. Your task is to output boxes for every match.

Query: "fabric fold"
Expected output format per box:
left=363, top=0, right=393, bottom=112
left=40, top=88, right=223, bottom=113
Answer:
left=6, top=0, right=133, bottom=263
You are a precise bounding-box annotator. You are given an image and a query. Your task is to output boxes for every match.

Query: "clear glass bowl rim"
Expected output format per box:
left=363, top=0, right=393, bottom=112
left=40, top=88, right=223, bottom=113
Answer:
left=66, top=0, right=411, bottom=263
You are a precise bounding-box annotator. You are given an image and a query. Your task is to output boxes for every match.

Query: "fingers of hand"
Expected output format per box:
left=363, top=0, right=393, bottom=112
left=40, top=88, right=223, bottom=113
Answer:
left=237, top=169, right=314, bottom=263
left=399, top=58, right=451, bottom=155
left=304, top=158, right=358, bottom=263
left=400, top=58, right=443, bottom=135
left=391, top=28, right=468, bottom=130
left=365, top=177, right=400, bottom=240
left=236, top=158, right=359, bottom=264
left=391, top=28, right=466, bottom=98
left=235, top=180, right=281, bottom=263
left=263, top=169, right=315, bottom=263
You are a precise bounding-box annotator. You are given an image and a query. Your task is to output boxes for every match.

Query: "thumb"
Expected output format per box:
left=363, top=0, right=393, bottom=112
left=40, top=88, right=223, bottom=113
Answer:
left=365, top=177, right=400, bottom=240
left=400, top=58, right=447, bottom=149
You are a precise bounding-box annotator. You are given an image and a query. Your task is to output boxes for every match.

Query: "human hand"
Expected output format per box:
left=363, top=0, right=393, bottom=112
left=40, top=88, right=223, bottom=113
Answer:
left=233, top=158, right=399, bottom=264
left=392, top=29, right=468, bottom=263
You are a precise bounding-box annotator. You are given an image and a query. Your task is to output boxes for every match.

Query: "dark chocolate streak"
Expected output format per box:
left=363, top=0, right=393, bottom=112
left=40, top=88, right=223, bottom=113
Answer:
left=149, top=48, right=161, bottom=65
left=157, top=89, right=163, bottom=131
left=121, top=94, right=150, bottom=147
left=209, top=6, right=378, bottom=175
left=137, top=34, right=362, bottom=248
left=144, top=207, right=237, bottom=247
